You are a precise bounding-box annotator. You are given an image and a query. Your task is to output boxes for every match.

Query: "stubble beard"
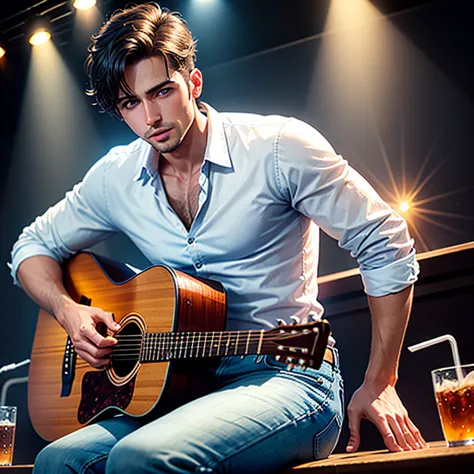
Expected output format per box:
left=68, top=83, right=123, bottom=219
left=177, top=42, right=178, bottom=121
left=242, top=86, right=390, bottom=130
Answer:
left=147, top=127, right=184, bottom=154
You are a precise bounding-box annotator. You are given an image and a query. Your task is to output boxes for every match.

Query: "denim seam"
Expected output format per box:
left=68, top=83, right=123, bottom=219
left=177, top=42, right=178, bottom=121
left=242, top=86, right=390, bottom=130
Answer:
left=206, top=380, right=336, bottom=470
left=79, top=453, right=109, bottom=474
left=314, top=414, right=338, bottom=460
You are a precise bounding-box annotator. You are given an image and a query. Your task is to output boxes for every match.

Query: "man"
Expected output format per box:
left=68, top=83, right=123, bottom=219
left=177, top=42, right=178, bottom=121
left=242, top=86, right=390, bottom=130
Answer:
left=10, top=3, right=427, bottom=473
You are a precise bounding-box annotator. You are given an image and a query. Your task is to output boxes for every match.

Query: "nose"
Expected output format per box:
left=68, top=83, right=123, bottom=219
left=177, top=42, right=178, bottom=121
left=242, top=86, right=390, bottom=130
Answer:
left=143, top=99, right=161, bottom=127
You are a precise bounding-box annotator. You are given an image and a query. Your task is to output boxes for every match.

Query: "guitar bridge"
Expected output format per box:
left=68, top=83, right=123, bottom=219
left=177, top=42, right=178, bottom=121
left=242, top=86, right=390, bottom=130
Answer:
left=60, top=295, right=90, bottom=397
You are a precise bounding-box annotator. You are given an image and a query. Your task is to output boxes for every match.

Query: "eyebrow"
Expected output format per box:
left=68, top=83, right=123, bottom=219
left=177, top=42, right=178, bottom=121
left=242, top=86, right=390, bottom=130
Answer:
left=116, top=79, right=176, bottom=106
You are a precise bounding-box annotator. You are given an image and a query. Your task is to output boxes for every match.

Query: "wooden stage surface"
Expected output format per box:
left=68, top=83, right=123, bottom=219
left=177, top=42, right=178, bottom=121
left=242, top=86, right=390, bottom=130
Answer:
left=1, top=441, right=473, bottom=473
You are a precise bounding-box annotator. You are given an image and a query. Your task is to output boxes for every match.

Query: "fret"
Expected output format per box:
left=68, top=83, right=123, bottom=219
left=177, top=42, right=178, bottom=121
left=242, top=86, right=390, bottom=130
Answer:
left=209, top=332, right=215, bottom=357
left=225, top=332, right=230, bottom=356
left=156, top=333, right=159, bottom=361
left=217, top=332, right=223, bottom=356
left=167, top=333, right=172, bottom=360
left=193, top=332, right=197, bottom=358
left=245, top=331, right=251, bottom=355
left=202, top=332, right=208, bottom=358
left=257, top=329, right=264, bottom=355
left=178, top=333, right=183, bottom=360
left=183, top=332, right=189, bottom=359
left=234, top=332, right=239, bottom=355
left=140, top=335, right=145, bottom=361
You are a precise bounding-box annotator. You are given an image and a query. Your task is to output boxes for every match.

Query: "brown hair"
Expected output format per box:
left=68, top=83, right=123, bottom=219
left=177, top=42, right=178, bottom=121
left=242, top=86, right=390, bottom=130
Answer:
left=85, top=2, right=197, bottom=118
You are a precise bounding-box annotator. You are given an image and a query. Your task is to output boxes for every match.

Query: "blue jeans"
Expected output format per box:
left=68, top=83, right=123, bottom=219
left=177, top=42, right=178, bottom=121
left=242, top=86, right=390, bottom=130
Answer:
left=33, top=351, right=344, bottom=474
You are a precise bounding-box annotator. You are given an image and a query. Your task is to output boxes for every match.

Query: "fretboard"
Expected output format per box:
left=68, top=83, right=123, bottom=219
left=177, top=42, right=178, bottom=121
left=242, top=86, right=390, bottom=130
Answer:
left=139, top=330, right=266, bottom=362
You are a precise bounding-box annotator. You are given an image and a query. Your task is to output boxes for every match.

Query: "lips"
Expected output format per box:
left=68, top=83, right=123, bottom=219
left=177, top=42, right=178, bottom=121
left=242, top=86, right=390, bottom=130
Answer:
left=150, top=128, right=172, bottom=141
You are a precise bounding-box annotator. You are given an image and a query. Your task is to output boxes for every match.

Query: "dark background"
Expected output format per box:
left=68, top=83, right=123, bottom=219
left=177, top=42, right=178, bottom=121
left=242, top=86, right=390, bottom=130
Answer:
left=0, top=0, right=473, bottom=465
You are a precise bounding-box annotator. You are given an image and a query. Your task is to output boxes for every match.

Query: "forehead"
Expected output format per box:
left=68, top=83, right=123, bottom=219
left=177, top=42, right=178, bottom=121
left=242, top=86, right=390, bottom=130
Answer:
left=119, top=56, right=174, bottom=97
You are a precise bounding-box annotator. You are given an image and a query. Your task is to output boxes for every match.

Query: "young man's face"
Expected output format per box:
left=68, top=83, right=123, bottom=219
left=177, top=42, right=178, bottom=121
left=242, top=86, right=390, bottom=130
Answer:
left=117, top=55, right=201, bottom=154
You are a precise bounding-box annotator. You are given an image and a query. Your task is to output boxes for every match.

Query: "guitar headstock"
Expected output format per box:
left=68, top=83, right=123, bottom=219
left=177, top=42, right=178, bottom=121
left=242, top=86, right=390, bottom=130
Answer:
left=262, top=317, right=331, bottom=370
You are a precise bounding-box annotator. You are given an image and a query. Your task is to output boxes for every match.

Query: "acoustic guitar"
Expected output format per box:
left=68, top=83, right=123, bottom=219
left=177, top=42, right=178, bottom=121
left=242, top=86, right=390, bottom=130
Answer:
left=28, top=252, right=331, bottom=441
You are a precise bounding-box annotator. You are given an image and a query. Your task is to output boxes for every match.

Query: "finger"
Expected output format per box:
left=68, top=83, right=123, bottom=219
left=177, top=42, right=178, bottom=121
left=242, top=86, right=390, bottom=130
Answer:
left=371, top=415, right=403, bottom=452
left=387, top=415, right=412, bottom=451
left=75, top=336, right=114, bottom=358
left=79, top=322, right=117, bottom=348
left=346, top=409, right=362, bottom=453
left=405, top=416, right=429, bottom=448
left=75, top=339, right=112, bottom=368
left=94, top=310, right=121, bottom=333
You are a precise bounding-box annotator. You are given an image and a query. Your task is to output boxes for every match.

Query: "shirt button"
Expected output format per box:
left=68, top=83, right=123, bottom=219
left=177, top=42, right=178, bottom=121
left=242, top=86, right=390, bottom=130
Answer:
left=196, top=262, right=202, bottom=269
left=187, top=237, right=194, bottom=245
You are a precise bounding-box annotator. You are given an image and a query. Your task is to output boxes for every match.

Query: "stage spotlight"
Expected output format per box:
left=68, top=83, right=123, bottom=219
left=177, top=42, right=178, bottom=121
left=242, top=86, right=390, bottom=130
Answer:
left=25, top=15, right=52, bottom=46
left=73, top=0, right=97, bottom=10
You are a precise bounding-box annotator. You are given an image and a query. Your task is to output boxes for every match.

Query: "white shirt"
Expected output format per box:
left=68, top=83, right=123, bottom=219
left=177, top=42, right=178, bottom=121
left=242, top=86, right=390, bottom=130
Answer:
left=10, top=103, right=419, bottom=330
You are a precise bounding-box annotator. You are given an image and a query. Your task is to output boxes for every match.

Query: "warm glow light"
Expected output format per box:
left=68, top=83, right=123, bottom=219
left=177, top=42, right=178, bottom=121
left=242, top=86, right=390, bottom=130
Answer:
left=0, top=47, right=5, bottom=59
left=400, top=202, right=410, bottom=213
left=73, top=0, right=97, bottom=10
left=29, top=31, right=51, bottom=46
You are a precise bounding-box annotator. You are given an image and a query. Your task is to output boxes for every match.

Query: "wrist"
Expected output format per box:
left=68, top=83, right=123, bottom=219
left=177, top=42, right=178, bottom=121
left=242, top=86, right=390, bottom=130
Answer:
left=53, top=295, right=77, bottom=325
left=364, top=370, right=398, bottom=388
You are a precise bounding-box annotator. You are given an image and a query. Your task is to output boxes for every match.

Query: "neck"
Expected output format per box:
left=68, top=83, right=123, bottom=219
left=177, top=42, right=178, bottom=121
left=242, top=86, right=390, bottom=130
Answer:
left=160, top=105, right=208, bottom=177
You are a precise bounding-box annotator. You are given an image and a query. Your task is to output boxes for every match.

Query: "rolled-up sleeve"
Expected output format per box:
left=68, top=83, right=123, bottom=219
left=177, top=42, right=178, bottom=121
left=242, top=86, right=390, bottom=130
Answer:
left=275, top=118, right=419, bottom=296
left=9, top=155, right=118, bottom=286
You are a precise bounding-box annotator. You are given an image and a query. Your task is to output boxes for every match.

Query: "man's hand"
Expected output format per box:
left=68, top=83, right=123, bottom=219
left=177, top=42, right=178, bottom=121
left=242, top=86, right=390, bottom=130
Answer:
left=346, top=381, right=428, bottom=453
left=56, top=300, right=121, bottom=368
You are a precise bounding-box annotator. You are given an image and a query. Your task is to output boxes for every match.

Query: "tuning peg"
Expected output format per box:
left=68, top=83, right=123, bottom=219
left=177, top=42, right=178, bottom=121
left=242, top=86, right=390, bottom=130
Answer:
left=308, top=312, right=319, bottom=321
left=276, top=318, right=287, bottom=326
left=287, top=363, right=295, bottom=371
left=275, top=355, right=281, bottom=361
left=289, top=316, right=300, bottom=325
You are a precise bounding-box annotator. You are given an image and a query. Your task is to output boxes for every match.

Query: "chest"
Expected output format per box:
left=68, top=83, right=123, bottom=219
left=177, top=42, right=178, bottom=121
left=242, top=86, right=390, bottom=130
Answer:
left=160, top=172, right=201, bottom=231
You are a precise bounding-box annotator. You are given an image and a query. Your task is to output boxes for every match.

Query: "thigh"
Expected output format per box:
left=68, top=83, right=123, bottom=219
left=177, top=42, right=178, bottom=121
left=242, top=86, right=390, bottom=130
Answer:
left=106, top=354, right=344, bottom=474
left=33, top=415, right=142, bottom=474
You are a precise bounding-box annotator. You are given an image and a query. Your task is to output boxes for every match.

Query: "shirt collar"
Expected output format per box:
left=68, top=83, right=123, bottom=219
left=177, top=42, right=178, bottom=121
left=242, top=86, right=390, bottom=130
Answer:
left=201, top=102, right=233, bottom=169
left=134, top=102, right=232, bottom=184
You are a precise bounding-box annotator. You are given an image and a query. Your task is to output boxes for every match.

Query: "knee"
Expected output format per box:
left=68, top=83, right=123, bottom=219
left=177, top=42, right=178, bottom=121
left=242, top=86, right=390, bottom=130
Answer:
left=107, top=440, right=150, bottom=474
left=106, top=439, right=215, bottom=474
left=33, top=442, right=71, bottom=474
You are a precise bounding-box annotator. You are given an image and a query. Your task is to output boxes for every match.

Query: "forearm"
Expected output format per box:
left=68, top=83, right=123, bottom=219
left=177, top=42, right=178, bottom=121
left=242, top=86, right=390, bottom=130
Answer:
left=365, top=285, right=414, bottom=386
left=17, top=255, right=75, bottom=321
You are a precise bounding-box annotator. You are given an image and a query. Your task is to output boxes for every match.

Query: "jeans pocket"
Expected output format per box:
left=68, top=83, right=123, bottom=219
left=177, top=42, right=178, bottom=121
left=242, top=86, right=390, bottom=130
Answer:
left=313, top=414, right=342, bottom=460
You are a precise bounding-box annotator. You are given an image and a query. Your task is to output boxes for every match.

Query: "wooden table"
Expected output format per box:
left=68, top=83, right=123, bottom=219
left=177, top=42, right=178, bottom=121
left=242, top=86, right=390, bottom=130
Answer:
left=1, top=441, right=473, bottom=473
left=285, top=441, right=474, bottom=473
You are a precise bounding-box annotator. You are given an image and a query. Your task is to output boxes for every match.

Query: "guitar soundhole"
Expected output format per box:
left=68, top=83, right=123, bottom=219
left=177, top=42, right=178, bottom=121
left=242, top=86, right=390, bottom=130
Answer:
left=112, top=321, right=142, bottom=377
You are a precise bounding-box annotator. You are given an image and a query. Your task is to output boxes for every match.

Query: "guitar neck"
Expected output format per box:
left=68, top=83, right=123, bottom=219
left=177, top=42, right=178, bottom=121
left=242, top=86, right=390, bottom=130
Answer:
left=137, top=330, right=268, bottom=362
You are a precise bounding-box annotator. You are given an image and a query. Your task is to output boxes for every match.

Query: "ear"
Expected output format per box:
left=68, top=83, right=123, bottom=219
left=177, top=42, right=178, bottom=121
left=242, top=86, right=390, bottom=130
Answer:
left=189, top=68, right=203, bottom=99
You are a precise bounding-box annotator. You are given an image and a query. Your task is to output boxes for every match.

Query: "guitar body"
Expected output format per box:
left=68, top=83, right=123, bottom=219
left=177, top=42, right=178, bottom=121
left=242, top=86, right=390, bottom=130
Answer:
left=28, top=252, right=227, bottom=441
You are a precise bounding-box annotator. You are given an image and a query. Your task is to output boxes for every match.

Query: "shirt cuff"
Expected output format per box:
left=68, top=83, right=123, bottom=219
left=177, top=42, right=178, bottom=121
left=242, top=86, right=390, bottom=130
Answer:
left=360, top=249, right=420, bottom=297
left=8, top=246, right=61, bottom=287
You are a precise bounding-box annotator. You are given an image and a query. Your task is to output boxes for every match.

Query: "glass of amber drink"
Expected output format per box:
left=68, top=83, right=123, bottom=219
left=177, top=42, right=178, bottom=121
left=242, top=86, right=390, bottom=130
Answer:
left=432, top=364, right=474, bottom=447
left=0, top=406, right=16, bottom=466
